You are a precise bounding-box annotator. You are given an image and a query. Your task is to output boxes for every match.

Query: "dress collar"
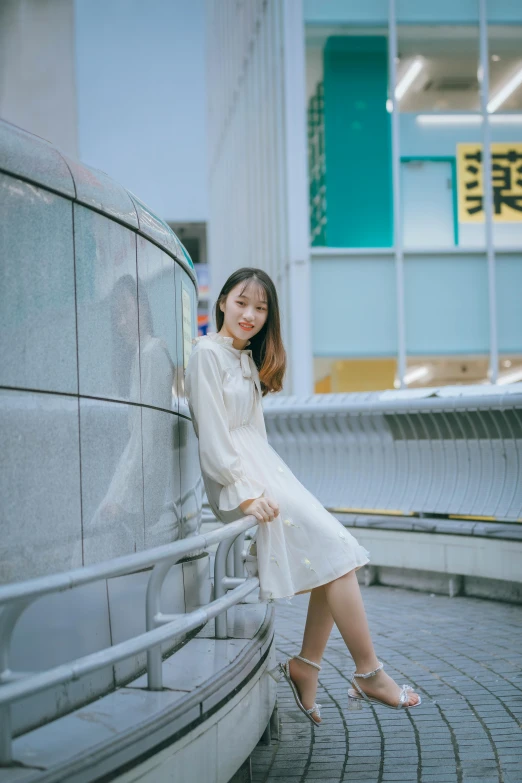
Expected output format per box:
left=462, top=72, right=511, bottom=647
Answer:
left=205, top=331, right=251, bottom=351
left=194, top=332, right=260, bottom=395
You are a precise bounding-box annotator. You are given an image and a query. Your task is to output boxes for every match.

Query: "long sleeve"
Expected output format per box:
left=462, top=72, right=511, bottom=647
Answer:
left=185, top=347, right=265, bottom=512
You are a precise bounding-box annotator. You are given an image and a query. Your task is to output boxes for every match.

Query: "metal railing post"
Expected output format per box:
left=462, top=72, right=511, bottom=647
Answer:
left=226, top=543, right=234, bottom=578
left=146, top=561, right=177, bottom=691
left=234, top=533, right=245, bottom=577
left=0, top=705, right=12, bottom=765
left=0, top=599, right=30, bottom=681
left=214, top=535, right=237, bottom=639
left=0, top=598, right=30, bottom=761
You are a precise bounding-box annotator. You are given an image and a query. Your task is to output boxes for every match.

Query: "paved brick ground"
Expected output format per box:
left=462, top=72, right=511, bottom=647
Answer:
left=251, top=585, right=522, bottom=783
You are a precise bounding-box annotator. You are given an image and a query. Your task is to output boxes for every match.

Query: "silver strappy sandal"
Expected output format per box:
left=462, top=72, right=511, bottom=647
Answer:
left=268, top=654, right=323, bottom=726
left=347, top=660, right=422, bottom=710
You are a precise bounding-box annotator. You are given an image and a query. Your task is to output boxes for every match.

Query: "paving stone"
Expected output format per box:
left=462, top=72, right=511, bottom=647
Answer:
left=381, top=777, right=417, bottom=782
left=421, top=779, right=458, bottom=783
left=342, top=778, right=383, bottom=783
left=251, top=585, right=522, bottom=783
left=461, top=778, right=502, bottom=783
left=345, top=770, right=383, bottom=777
left=421, top=767, right=460, bottom=775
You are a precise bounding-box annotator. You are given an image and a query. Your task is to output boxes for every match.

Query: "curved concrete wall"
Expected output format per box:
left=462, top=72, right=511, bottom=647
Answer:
left=262, top=388, right=522, bottom=601
left=0, top=119, right=205, bottom=733
left=263, top=387, right=522, bottom=521
left=0, top=119, right=200, bottom=582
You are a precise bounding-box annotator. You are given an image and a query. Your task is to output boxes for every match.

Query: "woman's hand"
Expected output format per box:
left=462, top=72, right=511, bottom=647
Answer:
left=240, top=496, right=280, bottom=522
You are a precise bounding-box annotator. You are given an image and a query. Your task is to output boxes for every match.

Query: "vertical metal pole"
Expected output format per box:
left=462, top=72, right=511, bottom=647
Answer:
left=146, top=561, right=174, bottom=691
left=388, top=0, right=407, bottom=389
left=0, top=599, right=29, bottom=763
left=479, top=0, right=498, bottom=384
left=0, top=601, right=30, bottom=680
left=226, top=543, right=234, bottom=577
left=234, top=533, right=245, bottom=577
left=215, top=536, right=236, bottom=638
left=0, top=706, right=12, bottom=765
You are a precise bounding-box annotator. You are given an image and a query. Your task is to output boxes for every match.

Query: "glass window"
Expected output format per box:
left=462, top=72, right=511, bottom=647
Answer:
left=397, top=26, right=480, bottom=113
left=489, top=26, right=522, bottom=112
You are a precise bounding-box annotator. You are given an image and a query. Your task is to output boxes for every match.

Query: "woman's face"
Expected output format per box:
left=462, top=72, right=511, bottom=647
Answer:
left=220, top=280, right=268, bottom=343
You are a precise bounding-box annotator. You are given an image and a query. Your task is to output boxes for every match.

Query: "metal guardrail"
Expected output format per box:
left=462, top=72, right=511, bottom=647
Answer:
left=5, top=385, right=522, bottom=766
left=0, top=516, right=258, bottom=766
left=263, top=385, right=522, bottom=523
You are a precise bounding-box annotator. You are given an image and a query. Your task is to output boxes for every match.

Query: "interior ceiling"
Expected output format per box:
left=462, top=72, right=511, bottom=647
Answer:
left=398, top=55, right=522, bottom=112
left=306, top=25, right=522, bottom=112
left=399, top=26, right=522, bottom=111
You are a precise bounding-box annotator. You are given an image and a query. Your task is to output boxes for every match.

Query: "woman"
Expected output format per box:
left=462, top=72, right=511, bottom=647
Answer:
left=184, top=268, right=421, bottom=725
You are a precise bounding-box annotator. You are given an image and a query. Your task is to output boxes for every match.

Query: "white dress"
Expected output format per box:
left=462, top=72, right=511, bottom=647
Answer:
left=184, top=331, right=370, bottom=603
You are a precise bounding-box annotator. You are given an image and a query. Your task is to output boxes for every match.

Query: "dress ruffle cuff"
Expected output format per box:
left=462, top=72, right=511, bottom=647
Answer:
left=218, top=474, right=265, bottom=512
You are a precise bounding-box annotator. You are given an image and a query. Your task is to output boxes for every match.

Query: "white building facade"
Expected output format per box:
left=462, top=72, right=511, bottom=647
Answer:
left=206, top=0, right=522, bottom=395
left=206, top=0, right=314, bottom=394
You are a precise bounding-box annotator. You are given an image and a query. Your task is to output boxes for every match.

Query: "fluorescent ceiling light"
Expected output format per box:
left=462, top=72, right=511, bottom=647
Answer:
left=416, top=113, right=522, bottom=125
left=404, top=366, right=431, bottom=386
left=487, top=67, right=522, bottom=113
left=497, top=368, right=522, bottom=385
left=417, top=114, right=481, bottom=125
left=491, top=113, right=522, bottom=123
left=395, top=58, right=423, bottom=101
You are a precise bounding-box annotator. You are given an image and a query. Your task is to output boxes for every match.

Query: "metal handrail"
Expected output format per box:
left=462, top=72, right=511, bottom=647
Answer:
left=0, top=515, right=259, bottom=765
left=0, top=515, right=253, bottom=607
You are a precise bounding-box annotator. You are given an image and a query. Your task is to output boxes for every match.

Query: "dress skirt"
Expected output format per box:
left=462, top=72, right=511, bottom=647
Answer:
left=230, top=422, right=370, bottom=602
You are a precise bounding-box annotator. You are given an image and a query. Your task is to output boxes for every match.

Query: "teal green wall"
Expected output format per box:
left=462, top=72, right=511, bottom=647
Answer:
left=304, top=0, right=522, bottom=24
left=323, top=36, right=392, bottom=247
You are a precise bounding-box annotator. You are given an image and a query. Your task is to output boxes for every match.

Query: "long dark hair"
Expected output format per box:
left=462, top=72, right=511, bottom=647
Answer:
left=214, top=268, right=286, bottom=396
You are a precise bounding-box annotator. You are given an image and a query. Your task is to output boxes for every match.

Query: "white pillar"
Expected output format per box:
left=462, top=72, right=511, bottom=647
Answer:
left=478, top=0, right=498, bottom=384
left=282, top=0, right=313, bottom=395
left=388, top=0, right=407, bottom=389
left=206, top=0, right=313, bottom=395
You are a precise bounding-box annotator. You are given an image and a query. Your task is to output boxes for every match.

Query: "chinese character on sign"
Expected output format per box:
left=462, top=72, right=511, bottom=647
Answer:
left=457, top=143, right=522, bottom=223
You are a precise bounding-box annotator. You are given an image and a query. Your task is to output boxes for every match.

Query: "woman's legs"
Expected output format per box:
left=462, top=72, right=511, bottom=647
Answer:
left=287, top=584, right=334, bottom=722
left=289, top=568, right=420, bottom=719
left=322, top=569, right=420, bottom=706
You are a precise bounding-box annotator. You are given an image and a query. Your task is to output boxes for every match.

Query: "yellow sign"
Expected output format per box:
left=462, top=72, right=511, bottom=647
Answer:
left=457, top=142, right=522, bottom=223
